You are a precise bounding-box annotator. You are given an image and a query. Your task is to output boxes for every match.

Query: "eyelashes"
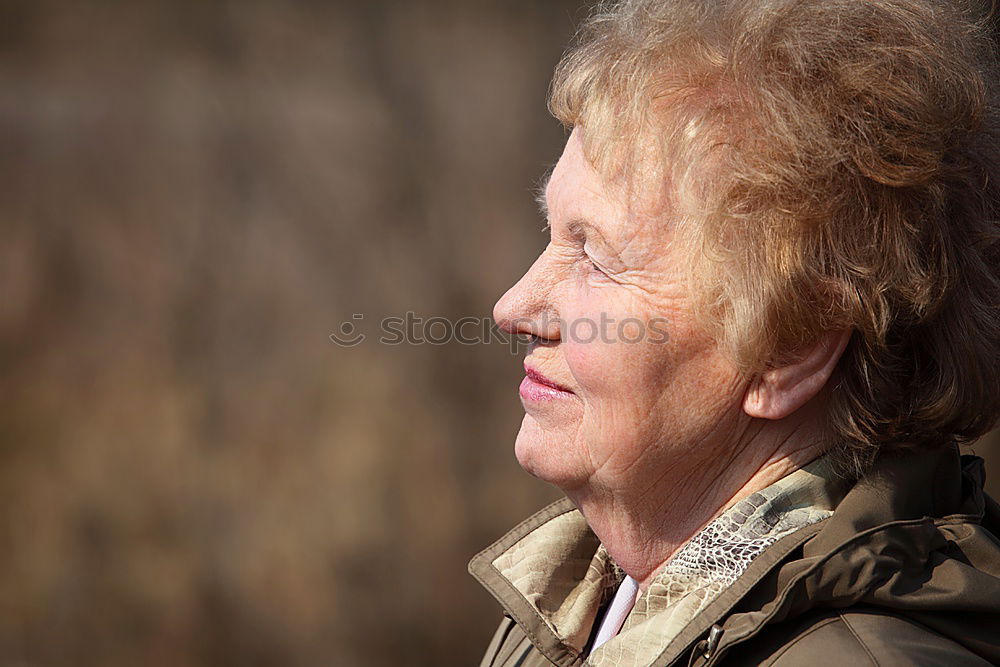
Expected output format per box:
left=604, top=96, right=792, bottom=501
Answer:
left=541, top=236, right=614, bottom=279
left=582, top=247, right=610, bottom=277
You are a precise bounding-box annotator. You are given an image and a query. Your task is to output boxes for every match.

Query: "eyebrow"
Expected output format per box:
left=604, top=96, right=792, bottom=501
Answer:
left=533, top=168, right=554, bottom=224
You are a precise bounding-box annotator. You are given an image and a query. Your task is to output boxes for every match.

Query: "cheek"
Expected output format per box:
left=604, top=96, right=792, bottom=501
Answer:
left=561, top=290, right=738, bottom=436
left=564, top=337, right=676, bottom=422
left=558, top=310, right=680, bottom=473
left=563, top=291, right=677, bottom=392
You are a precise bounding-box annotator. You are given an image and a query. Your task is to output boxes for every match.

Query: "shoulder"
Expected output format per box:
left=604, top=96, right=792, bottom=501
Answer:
left=730, top=607, right=992, bottom=666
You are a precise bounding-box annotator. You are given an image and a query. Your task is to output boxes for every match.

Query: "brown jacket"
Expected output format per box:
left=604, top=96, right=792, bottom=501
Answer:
left=469, top=446, right=1000, bottom=665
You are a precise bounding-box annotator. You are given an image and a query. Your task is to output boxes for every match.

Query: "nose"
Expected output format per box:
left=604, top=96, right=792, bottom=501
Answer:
left=492, top=250, right=561, bottom=342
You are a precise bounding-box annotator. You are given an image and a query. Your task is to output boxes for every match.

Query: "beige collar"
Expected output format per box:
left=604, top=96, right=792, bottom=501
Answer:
left=469, top=458, right=848, bottom=666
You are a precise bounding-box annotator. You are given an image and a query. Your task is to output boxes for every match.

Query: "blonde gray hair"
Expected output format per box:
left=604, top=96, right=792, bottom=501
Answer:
left=550, top=0, right=1000, bottom=474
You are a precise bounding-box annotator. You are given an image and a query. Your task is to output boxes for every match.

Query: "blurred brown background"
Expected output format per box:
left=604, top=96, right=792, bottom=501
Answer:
left=0, top=1, right=998, bottom=666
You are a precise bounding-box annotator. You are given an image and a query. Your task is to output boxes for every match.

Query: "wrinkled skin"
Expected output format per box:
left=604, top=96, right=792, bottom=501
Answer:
left=494, top=129, right=748, bottom=499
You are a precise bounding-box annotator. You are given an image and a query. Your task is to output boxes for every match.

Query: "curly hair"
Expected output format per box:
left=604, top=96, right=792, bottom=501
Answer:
left=549, top=0, right=1000, bottom=475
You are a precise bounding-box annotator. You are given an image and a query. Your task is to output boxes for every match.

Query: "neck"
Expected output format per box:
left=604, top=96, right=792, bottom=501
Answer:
left=564, top=409, right=830, bottom=593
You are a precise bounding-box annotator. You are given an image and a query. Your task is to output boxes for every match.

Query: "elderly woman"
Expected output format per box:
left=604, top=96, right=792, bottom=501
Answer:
left=469, top=0, right=1000, bottom=665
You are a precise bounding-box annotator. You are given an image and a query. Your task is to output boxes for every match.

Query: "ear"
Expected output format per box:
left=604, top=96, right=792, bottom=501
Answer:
left=743, top=329, right=853, bottom=420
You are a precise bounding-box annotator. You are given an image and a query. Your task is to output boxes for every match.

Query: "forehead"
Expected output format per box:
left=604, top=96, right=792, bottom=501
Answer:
left=545, top=129, right=669, bottom=242
left=546, top=132, right=615, bottom=219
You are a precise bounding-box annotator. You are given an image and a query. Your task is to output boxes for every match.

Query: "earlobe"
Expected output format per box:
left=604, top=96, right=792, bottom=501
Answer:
left=743, top=377, right=770, bottom=416
left=743, top=329, right=852, bottom=420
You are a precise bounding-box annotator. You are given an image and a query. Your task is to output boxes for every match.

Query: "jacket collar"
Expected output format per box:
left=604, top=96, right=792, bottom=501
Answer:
left=468, top=497, right=598, bottom=666
left=471, top=445, right=1000, bottom=667
left=468, top=459, right=848, bottom=666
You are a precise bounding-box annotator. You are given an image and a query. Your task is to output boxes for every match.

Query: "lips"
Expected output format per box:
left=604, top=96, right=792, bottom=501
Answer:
left=520, top=364, right=574, bottom=402
left=524, top=366, right=572, bottom=393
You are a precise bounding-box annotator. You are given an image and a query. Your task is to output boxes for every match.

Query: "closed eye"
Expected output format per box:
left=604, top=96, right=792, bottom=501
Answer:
left=583, top=248, right=610, bottom=277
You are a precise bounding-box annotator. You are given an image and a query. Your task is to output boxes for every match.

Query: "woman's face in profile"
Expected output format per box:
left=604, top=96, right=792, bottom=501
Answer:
left=493, top=130, right=749, bottom=495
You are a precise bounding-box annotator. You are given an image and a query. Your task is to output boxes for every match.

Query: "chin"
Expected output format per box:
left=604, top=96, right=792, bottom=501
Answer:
left=513, top=414, right=584, bottom=488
